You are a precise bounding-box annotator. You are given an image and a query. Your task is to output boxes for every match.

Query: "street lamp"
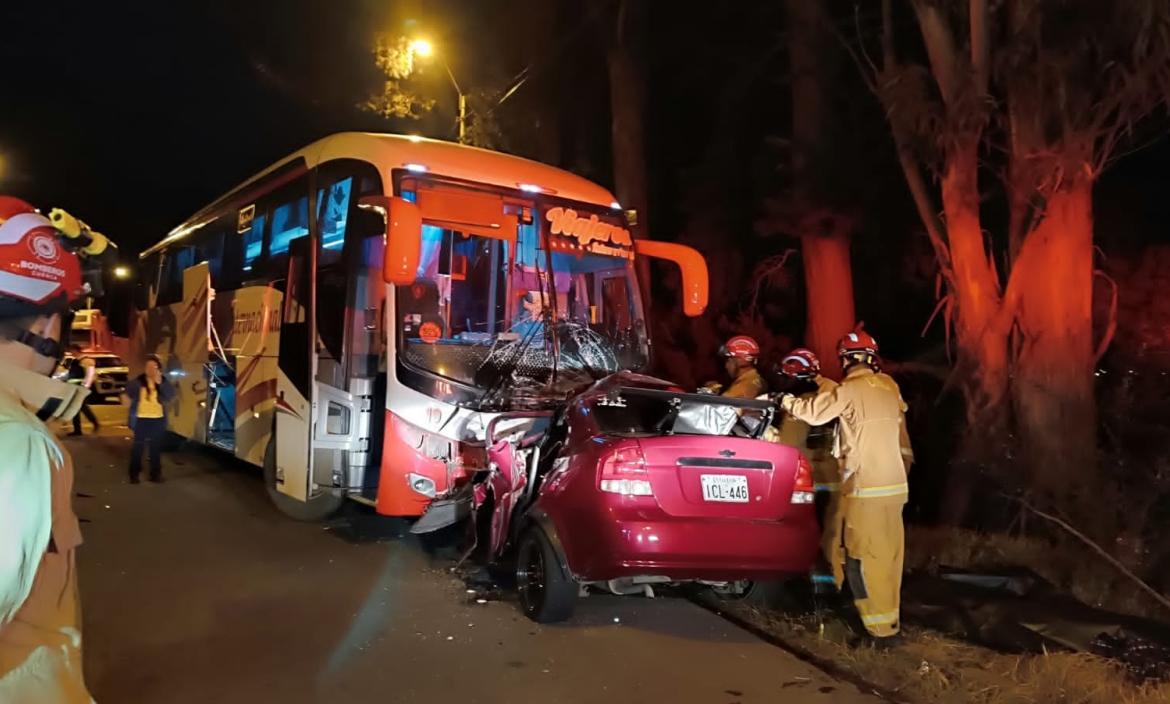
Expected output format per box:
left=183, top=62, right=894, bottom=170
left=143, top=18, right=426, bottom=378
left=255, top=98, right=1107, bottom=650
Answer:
left=113, top=265, right=130, bottom=280
left=410, top=39, right=467, bottom=145
left=409, top=39, right=433, bottom=58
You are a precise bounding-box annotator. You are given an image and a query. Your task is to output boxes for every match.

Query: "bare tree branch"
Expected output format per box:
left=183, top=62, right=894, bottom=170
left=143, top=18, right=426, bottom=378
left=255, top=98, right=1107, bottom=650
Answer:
left=748, top=249, right=798, bottom=317
left=880, top=0, right=952, bottom=285
left=1010, top=496, right=1170, bottom=617
left=1093, top=269, right=1119, bottom=363
left=825, top=14, right=878, bottom=94
left=911, top=0, right=961, bottom=106
left=969, top=0, right=990, bottom=96
left=853, top=4, right=878, bottom=77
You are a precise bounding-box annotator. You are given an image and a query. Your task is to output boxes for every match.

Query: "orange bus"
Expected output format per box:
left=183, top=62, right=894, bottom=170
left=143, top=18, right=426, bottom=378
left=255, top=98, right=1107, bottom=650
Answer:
left=133, top=132, right=706, bottom=520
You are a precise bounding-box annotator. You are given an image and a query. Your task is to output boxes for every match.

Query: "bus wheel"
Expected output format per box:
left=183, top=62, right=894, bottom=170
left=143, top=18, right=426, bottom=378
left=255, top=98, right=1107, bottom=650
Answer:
left=263, top=440, right=344, bottom=522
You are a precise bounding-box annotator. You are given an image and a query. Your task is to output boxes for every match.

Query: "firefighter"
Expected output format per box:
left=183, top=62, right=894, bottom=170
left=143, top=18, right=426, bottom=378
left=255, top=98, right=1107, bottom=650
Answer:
left=778, top=326, right=913, bottom=646
left=703, top=335, right=767, bottom=399
left=0, top=196, right=104, bottom=701
left=775, top=348, right=843, bottom=592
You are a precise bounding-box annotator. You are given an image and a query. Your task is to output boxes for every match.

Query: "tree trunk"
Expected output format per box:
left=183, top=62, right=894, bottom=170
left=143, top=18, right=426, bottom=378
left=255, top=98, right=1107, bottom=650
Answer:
left=608, top=0, right=655, bottom=306
left=607, top=6, right=652, bottom=308
left=519, top=0, right=561, bottom=165
left=1010, top=181, right=1098, bottom=520
left=785, top=0, right=855, bottom=379
left=941, top=142, right=1009, bottom=418
left=937, top=141, right=1011, bottom=523
left=801, top=233, right=854, bottom=379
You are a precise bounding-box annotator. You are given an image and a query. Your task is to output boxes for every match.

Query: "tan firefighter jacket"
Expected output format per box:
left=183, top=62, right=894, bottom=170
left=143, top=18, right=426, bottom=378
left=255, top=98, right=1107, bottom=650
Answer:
left=0, top=362, right=93, bottom=703
left=723, top=366, right=766, bottom=400
left=776, top=376, right=841, bottom=490
left=780, top=366, right=913, bottom=498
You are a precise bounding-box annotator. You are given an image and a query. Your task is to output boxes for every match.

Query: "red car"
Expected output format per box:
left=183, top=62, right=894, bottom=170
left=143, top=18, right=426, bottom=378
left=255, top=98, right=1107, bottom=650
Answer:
left=476, top=373, right=819, bottom=623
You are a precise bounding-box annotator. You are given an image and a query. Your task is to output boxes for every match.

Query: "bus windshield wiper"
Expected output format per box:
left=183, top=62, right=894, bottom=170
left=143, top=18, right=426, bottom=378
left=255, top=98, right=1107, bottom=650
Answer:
left=476, top=307, right=551, bottom=410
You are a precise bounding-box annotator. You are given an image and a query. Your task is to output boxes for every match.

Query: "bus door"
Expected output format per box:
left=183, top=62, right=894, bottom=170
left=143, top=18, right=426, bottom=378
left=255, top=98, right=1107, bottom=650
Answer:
left=309, top=213, right=386, bottom=498
left=274, top=236, right=315, bottom=501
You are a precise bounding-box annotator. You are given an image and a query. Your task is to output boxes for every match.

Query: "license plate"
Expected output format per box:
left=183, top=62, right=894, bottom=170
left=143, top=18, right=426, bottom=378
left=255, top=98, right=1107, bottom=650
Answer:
left=700, top=474, right=749, bottom=503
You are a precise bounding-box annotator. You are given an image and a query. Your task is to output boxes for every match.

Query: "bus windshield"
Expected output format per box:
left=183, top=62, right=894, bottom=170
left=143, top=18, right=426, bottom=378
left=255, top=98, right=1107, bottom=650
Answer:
left=397, top=199, right=648, bottom=401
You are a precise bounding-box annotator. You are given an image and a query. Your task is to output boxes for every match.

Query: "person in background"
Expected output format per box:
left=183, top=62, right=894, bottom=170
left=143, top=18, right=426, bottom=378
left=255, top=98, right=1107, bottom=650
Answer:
left=66, top=344, right=99, bottom=436
left=512, top=290, right=550, bottom=339
left=124, top=355, right=174, bottom=484
left=0, top=195, right=97, bottom=702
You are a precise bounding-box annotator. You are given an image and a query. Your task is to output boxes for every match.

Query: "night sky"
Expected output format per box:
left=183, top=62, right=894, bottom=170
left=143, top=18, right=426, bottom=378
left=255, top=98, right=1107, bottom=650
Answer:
left=2, top=1, right=1167, bottom=270
left=2, top=1, right=434, bottom=254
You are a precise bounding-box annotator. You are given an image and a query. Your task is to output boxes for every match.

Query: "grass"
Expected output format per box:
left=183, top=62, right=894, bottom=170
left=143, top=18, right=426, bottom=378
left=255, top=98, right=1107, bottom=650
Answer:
left=905, top=526, right=1170, bottom=620
left=720, top=603, right=1170, bottom=704
left=706, top=525, right=1170, bottom=703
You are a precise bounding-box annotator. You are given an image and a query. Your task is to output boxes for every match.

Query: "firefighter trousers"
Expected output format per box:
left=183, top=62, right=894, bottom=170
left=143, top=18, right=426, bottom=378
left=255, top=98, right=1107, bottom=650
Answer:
left=841, top=493, right=905, bottom=638
left=813, top=487, right=845, bottom=589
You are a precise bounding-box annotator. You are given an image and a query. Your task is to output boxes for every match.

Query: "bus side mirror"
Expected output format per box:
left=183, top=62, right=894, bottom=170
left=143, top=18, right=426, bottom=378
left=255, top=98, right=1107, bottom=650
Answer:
left=360, top=195, right=422, bottom=286
left=633, top=240, right=709, bottom=317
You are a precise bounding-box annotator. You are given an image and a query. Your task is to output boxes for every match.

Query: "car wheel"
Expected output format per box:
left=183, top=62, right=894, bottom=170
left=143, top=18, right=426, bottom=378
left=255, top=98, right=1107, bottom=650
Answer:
left=263, top=438, right=344, bottom=522
left=516, top=526, right=577, bottom=623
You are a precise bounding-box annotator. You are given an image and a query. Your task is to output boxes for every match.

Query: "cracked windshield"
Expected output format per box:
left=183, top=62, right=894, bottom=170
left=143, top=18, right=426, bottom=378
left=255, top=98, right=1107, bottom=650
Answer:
left=397, top=195, right=648, bottom=397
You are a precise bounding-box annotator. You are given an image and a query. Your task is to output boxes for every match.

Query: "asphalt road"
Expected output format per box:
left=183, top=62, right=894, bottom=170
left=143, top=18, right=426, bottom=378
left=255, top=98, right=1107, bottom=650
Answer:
left=63, top=403, right=881, bottom=704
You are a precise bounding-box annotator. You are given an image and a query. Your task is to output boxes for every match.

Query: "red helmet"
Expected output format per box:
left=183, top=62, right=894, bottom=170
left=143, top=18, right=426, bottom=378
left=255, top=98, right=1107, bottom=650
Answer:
left=838, top=324, right=880, bottom=367
left=780, top=348, right=821, bottom=379
left=719, top=335, right=760, bottom=362
left=0, top=197, right=85, bottom=315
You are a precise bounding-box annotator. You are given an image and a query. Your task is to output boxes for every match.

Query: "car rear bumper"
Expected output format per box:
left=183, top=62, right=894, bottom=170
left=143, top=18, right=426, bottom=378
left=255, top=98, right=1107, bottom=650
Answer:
left=560, top=503, right=820, bottom=582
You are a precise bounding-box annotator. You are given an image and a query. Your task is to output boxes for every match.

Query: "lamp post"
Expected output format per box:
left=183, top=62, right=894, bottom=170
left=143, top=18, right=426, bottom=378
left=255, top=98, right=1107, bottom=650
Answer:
left=411, top=39, right=467, bottom=144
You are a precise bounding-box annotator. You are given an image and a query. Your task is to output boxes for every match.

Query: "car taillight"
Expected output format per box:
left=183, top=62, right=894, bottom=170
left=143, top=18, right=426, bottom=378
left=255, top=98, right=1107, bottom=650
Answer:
left=598, top=444, right=653, bottom=497
left=791, top=454, right=815, bottom=504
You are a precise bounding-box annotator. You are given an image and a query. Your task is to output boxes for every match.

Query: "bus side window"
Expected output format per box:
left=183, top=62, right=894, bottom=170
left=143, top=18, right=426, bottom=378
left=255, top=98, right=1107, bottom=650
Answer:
left=242, top=212, right=266, bottom=275
left=157, top=247, right=194, bottom=306
left=194, top=222, right=226, bottom=285
left=259, top=176, right=311, bottom=279
left=269, top=196, right=309, bottom=258
left=136, top=253, right=161, bottom=310
left=317, top=176, right=353, bottom=266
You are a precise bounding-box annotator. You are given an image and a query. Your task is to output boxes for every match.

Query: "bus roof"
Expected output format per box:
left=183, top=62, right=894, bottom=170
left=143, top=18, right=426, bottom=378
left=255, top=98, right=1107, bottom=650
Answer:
left=143, top=132, right=620, bottom=258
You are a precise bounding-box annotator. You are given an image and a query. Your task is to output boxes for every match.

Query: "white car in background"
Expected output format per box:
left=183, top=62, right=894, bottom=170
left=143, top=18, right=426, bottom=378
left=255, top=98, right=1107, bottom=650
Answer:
left=54, top=352, right=130, bottom=401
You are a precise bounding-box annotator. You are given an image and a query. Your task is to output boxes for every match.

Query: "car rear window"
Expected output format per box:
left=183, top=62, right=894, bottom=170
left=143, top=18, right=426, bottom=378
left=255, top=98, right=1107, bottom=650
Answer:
left=92, top=356, right=126, bottom=368
left=589, top=388, right=772, bottom=438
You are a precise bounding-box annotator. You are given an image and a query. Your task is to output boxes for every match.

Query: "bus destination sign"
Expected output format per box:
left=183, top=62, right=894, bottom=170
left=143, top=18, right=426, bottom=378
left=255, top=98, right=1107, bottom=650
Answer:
left=545, top=207, right=634, bottom=260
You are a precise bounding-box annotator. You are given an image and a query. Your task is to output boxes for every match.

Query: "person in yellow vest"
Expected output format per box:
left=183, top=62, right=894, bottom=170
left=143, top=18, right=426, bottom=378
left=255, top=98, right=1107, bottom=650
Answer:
left=774, top=348, right=843, bottom=593
left=700, top=335, right=767, bottom=399
left=124, top=355, right=175, bottom=483
left=0, top=195, right=97, bottom=702
left=779, top=326, right=913, bottom=647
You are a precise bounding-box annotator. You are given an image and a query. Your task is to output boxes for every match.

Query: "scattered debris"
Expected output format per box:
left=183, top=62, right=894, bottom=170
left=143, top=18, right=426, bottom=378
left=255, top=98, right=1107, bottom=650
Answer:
left=1092, top=630, right=1170, bottom=682
left=904, top=567, right=1170, bottom=682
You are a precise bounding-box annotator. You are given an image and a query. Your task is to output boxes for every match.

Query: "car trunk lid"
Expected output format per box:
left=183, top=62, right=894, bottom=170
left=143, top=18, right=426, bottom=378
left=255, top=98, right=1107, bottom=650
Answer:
left=635, top=436, right=802, bottom=520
